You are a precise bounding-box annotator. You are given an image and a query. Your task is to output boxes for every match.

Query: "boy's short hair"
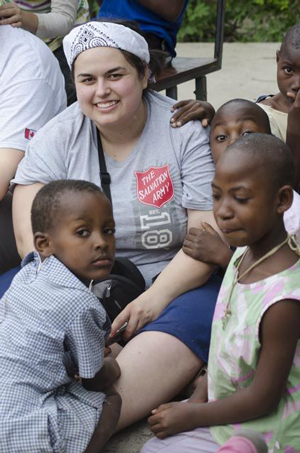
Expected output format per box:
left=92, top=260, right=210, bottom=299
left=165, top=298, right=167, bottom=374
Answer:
left=31, top=180, right=104, bottom=234
left=280, top=23, right=300, bottom=53
left=213, top=98, right=271, bottom=134
left=225, top=133, right=295, bottom=190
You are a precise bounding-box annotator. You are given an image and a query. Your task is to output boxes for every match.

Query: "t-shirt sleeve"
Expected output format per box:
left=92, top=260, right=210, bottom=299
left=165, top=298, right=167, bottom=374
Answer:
left=176, top=122, right=214, bottom=211
left=65, top=306, right=107, bottom=379
left=12, top=123, right=68, bottom=185
left=0, top=80, right=62, bottom=153
left=36, top=0, right=78, bottom=38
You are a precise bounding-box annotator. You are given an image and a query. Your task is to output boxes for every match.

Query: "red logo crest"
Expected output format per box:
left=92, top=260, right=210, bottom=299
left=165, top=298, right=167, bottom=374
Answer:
left=24, top=128, right=36, bottom=140
left=135, top=165, right=174, bottom=208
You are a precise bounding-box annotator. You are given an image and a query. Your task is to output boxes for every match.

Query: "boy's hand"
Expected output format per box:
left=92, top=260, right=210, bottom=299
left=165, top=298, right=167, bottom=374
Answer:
left=287, top=89, right=300, bottom=119
left=148, top=402, right=198, bottom=439
left=170, top=100, right=215, bottom=128
left=183, top=222, right=232, bottom=270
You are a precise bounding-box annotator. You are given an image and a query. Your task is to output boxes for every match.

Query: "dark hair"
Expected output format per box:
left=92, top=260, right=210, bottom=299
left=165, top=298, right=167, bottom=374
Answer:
left=225, top=133, right=295, bottom=190
left=71, top=18, right=167, bottom=89
left=279, top=23, right=300, bottom=54
left=31, top=180, right=104, bottom=234
left=213, top=98, right=272, bottom=134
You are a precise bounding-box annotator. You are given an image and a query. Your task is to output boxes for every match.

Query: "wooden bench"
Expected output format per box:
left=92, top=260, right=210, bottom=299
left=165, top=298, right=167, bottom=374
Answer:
left=154, top=0, right=226, bottom=101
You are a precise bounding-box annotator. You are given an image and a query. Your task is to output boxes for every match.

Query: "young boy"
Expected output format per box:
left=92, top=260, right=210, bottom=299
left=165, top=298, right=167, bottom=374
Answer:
left=0, top=180, right=121, bottom=453
left=182, top=99, right=300, bottom=270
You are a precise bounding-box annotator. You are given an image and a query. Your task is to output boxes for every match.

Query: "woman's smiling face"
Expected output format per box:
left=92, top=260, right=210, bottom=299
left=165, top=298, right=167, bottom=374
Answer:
left=74, top=46, right=148, bottom=130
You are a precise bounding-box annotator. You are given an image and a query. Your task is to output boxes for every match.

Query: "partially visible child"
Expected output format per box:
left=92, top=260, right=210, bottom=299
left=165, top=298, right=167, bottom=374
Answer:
left=256, top=23, right=300, bottom=187
left=0, top=180, right=121, bottom=453
left=141, top=133, right=300, bottom=453
left=171, top=23, right=300, bottom=189
left=182, top=99, right=300, bottom=271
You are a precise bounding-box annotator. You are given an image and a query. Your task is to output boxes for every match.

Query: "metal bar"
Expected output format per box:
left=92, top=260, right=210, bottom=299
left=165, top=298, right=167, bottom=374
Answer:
left=214, top=0, right=226, bottom=68
left=195, top=76, right=207, bottom=101
left=166, top=85, right=178, bottom=100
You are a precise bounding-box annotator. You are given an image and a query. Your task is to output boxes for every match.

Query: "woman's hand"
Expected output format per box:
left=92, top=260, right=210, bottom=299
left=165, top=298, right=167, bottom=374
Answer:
left=109, top=289, right=167, bottom=342
left=0, top=1, right=38, bottom=33
left=183, top=221, right=232, bottom=270
left=148, top=402, right=199, bottom=438
left=170, top=100, right=215, bottom=128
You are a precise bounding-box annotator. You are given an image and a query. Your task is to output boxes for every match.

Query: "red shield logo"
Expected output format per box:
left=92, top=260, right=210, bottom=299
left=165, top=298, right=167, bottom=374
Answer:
left=135, top=165, right=174, bottom=208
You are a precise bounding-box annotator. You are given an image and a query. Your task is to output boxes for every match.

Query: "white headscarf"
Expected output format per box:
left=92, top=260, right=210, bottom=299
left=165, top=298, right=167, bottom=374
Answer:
left=63, top=21, right=150, bottom=69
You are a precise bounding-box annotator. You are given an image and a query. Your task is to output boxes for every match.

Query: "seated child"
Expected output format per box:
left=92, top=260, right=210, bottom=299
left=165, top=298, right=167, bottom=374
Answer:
left=256, top=23, right=300, bottom=188
left=0, top=180, right=121, bottom=453
left=182, top=99, right=300, bottom=271
left=141, top=133, right=300, bottom=453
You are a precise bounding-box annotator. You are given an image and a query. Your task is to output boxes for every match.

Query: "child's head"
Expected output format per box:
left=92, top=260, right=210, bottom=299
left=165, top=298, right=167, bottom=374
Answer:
left=212, top=133, right=294, bottom=248
left=31, top=180, right=115, bottom=284
left=210, top=99, right=271, bottom=163
left=277, top=24, right=300, bottom=101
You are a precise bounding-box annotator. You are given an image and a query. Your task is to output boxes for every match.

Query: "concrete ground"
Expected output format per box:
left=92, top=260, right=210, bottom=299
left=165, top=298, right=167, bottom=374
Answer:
left=102, top=41, right=279, bottom=453
left=174, top=41, right=279, bottom=108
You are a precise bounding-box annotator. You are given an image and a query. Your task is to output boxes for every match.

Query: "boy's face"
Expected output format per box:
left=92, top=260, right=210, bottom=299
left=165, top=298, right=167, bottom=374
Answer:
left=277, top=45, right=300, bottom=101
left=46, top=192, right=115, bottom=284
left=210, top=104, right=267, bottom=163
left=212, top=151, right=278, bottom=248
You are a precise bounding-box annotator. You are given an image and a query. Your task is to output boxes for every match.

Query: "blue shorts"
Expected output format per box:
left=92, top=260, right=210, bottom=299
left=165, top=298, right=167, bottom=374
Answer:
left=140, top=273, right=222, bottom=362
left=0, top=266, right=20, bottom=298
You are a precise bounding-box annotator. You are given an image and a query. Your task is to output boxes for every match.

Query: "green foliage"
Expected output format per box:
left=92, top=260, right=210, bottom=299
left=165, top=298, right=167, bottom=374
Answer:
left=178, top=0, right=300, bottom=42
left=88, top=0, right=99, bottom=19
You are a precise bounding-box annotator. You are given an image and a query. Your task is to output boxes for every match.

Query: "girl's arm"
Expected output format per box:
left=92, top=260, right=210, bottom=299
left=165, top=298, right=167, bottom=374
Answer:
left=148, top=298, right=300, bottom=438
left=82, top=357, right=121, bottom=392
left=110, top=210, right=220, bottom=340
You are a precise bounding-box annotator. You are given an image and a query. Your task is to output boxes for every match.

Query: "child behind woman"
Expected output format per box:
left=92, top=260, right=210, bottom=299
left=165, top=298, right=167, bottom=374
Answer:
left=256, top=23, right=300, bottom=187
left=171, top=23, right=300, bottom=189
left=142, top=133, right=300, bottom=453
left=0, top=180, right=121, bottom=452
left=183, top=98, right=300, bottom=271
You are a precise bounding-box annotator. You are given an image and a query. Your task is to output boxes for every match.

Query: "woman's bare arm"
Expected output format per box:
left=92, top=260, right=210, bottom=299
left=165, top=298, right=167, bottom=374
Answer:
left=12, top=183, right=44, bottom=258
left=110, top=209, right=220, bottom=339
left=0, top=149, right=24, bottom=201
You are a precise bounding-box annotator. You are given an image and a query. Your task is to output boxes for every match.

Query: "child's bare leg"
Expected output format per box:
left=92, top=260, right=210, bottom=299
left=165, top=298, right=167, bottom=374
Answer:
left=84, top=388, right=122, bottom=453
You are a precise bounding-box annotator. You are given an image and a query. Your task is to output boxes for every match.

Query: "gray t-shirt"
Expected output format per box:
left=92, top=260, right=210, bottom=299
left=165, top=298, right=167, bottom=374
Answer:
left=14, top=91, right=214, bottom=286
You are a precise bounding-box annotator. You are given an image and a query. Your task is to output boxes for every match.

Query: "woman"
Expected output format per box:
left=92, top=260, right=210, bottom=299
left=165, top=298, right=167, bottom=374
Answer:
left=12, top=20, right=223, bottom=430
